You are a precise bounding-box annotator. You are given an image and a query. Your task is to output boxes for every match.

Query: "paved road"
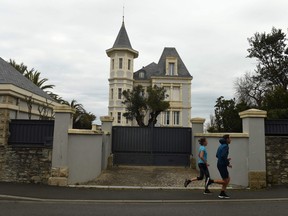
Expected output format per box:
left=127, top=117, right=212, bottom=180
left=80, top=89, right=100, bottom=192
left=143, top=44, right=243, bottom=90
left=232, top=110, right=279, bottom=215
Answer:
left=1, top=182, right=288, bottom=216
left=0, top=182, right=288, bottom=201
left=1, top=200, right=288, bottom=216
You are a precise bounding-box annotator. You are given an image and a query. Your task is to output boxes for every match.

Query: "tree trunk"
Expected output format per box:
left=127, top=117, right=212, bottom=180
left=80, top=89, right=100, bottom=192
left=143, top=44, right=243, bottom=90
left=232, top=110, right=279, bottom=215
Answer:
left=148, top=111, right=161, bottom=127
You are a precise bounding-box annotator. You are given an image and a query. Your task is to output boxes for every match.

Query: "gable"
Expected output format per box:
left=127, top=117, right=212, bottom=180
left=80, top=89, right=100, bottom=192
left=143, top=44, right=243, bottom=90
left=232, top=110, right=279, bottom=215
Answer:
left=133, top=48, right=192, bottom=80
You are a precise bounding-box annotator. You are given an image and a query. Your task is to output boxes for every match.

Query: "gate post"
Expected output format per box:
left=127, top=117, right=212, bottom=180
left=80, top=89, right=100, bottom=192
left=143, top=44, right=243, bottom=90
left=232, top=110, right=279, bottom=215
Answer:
left=48, top=105, right=75, bottom=186
left=190, top=118, right=205, bottom=169
left=239, top=109, right=267, bottom=189
left=100, top=116, right=114, bottom=168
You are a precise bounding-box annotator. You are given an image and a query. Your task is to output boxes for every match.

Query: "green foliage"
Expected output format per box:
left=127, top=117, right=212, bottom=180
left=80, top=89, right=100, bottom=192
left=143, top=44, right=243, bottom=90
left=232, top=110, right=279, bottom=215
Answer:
left=146, top=85, right=170, bottom=127
left=9, top=59, right=55, bottom=90
left=247, top=27, right=288, bottom=89
left=9, top=59, right=97, bottom=127
left=73, top=112, right=96, bottom=129
left=122, top=85, right=169, bottom=127
left=122, top=85, right=147, bottom=127
left=62, top=99, right=96, bottom=129
left=263, top=87, right=288, bottom=119
left=207, top=96, right=249, bottom=132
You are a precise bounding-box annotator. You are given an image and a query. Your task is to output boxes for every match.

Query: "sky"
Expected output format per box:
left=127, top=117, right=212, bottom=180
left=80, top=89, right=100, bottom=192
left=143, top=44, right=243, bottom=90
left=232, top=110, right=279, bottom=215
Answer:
left=1, top=0, right=288, bottom=124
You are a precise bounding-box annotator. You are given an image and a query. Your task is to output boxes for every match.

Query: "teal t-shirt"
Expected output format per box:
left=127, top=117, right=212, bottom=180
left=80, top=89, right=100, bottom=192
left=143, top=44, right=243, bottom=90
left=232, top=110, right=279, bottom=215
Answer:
left=198, top=145, right=207, bottom=164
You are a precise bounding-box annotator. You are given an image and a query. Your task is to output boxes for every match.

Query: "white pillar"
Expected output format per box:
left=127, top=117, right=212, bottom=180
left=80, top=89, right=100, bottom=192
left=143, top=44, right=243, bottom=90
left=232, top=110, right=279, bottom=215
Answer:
left=239, top=109, right=267, bottom=189
left=49, top=105, right=75, bottom=186
left=190, top=118, right=205, bottom=168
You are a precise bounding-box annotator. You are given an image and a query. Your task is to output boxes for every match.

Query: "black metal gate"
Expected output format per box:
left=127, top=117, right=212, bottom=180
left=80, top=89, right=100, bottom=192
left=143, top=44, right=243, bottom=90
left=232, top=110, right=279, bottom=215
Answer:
left=112, top=126, right=192, bottom=166
left=8, top=120, right=54, bottom=146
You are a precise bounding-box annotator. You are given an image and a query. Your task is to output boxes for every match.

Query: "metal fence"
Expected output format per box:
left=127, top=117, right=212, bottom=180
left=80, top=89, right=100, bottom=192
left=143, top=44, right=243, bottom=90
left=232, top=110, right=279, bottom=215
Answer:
left=8, top=120, right=54, bottom=146
left=112, top=126, right=192, bottom=166
left=265, top=119, right=288, bottom=136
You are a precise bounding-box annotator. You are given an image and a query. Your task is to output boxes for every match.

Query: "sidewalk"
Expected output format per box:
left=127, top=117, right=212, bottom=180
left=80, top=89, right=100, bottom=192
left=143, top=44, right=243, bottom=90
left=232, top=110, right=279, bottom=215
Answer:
left=1, top=166, right=287, bottom=202
left=83, top=166, right=243, bottom=189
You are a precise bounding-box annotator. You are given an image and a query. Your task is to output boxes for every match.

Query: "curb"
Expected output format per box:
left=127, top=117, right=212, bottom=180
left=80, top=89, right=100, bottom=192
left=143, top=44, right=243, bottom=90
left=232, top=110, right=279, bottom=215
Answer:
left=1, top=194, right=288, bottom=203
left=68, top=185, right=237, bottom=190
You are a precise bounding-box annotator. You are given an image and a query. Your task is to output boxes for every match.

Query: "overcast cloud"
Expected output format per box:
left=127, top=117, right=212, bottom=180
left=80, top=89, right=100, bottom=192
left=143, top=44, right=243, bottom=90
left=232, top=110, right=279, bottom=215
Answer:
left=1, top=0, right=287, bottom=124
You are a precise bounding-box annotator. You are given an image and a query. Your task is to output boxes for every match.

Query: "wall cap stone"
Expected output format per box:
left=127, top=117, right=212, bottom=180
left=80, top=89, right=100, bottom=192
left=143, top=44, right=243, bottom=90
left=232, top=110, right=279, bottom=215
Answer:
left=100, top=116, right=114, bottom=122
left=54, top=105, right=76, bottom=114
left=194, top=132, right=249, bottom=138
left=68, top=129, right=103, bottom=135
left=190, top=117, right=206, bottom=124
left=239, top=109, right=267, bottom=119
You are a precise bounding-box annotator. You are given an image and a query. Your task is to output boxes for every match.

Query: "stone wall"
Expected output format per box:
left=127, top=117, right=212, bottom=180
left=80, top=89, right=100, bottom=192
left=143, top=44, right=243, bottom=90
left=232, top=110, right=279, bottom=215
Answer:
left=0, top=145, right=52, bottom=184
left=0, top=108, right=9, bottom=146
left=266, top=136, right=288, bottom=185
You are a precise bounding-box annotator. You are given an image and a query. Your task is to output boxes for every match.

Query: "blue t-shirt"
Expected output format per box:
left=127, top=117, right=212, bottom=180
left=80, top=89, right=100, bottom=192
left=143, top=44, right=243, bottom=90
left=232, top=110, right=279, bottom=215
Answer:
left=198, top=145, right=207, bottom=164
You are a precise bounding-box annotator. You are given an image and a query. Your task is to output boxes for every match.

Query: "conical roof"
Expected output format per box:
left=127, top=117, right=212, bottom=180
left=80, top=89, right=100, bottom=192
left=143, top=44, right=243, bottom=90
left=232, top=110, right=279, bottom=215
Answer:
left=106, top=21, right=138, bottom=58
left=112, top=21, right=133, bottom=49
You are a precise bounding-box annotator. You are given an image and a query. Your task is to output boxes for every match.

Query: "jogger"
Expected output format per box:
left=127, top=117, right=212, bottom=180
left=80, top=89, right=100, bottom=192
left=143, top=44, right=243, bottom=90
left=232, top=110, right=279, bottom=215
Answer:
left=184, top=137, right=212, bottom=194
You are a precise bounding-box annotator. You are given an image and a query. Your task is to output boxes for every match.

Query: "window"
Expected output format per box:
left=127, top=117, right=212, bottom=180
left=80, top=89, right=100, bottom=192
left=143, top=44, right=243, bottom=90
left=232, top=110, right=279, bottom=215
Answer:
left=139, top=89, right=145, bottom=97
left=128, top=59, right=131, bottom=70
left=119, top=58, right=123, bottom=69
left=118, top=88, right=122, bottom=99
left=166, top=58, right=177, bottom=76
left=164, top=111, right=170, bottom=125
left=173, top=111, right=180, bottom=125
left=110, top=112, right=113, bottom=117
left=169, top=63, right=175, bottom=75
left=139, top=71, right=144, bottom=78
left=117, top=112, right=121, bottom=124
left=111, top=88, right=114, bottom=99
left=111, top=59, right=115, bottom=70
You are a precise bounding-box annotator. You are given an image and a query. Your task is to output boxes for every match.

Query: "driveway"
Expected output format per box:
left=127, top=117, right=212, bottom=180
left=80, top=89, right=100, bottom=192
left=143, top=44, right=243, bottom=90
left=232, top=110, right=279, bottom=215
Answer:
left=85, top=166, right=236, bottom=188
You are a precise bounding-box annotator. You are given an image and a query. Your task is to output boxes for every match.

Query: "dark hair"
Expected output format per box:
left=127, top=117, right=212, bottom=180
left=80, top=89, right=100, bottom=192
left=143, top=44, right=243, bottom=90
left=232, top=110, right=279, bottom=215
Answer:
left=198, top=137, right=206, bottom=145
left=223, top=134, right=230, bottom=140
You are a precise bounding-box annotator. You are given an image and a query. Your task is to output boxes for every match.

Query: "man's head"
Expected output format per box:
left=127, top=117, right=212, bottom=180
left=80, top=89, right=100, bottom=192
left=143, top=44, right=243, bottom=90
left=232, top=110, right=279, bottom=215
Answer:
left=222, top=134, right=231, bottom=144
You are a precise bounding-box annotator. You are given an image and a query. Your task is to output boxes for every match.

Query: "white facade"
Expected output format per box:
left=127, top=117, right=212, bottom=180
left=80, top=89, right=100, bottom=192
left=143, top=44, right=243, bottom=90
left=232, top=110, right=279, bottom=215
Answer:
left=107, top=22, right=192, bottom=127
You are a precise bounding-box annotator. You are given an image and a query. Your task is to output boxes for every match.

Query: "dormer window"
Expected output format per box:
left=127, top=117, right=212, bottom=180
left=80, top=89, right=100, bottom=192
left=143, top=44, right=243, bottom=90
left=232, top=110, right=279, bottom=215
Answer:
left=169, top=63, right=175, bottom=75
left=139, top=71, right=145, bottom=78
left=165, top=57, right=178, bottom=76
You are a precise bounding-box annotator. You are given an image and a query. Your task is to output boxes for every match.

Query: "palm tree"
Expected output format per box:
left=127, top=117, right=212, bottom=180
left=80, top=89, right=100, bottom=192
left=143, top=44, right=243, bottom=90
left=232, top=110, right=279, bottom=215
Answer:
left=26, top=69, right=55, bottom=90
left=62, top=99, right=85, bottom=113
left=62, top=99, right=96, bottom=129
left=9, top=59, right=27, bottom=74
left=9, top=59, right=54, bottom=91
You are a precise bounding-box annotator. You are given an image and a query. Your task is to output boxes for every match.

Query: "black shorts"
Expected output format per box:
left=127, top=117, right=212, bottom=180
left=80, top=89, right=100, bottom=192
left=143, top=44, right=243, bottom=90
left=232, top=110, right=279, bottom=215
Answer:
left=217, top=164, right=229, bottom=179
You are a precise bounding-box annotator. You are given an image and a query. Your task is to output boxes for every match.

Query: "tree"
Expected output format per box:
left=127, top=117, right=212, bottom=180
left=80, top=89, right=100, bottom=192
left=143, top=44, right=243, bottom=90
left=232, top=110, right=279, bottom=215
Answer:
left=25, top=69, right=55, bottom=90
left=263, top=87, right=288, bottom=119
left=8, top=59, right=97, bottom=126
left=146, top=85, right=170, bottom=127
left=63, top=99, right=96, bottom=129
left=122, top=85, right=147, bottom=127
left=234, top=72, right=267, bottom=108
left=209, top=28, right=288, bottom=131
left=73, top=112, right=96, bottom=129
left=247, top=27, right=288, bottom=90
left=9, top=59, right=55, bottom=91
left=207, top=96, right=249, bottom=132
left=122, top=85, right=170, bottom=127
left=9, top=59, right=27, bottom=74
